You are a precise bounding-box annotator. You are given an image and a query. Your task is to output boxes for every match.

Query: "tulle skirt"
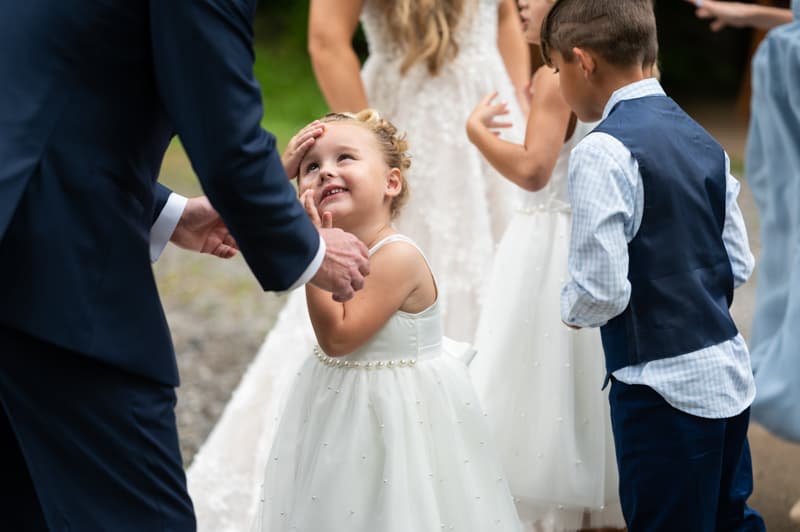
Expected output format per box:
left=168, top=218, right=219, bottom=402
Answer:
left=253, top=349, right=522, bottom=532
left=470, top=209, right=625, bottom=531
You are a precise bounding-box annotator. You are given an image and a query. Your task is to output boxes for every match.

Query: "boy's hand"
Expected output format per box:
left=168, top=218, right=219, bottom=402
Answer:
left=466, top=91, right=513, bottom=141
left=282, top=120, right=325, bottom=179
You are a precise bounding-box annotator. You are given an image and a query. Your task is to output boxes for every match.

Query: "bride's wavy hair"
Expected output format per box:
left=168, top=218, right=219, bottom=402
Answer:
left=320, top=109, right=411, bottom=219
left=377, top=0, right=467, bottom=76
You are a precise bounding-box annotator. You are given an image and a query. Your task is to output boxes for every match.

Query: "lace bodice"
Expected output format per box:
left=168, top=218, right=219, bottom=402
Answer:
left=315, top=235, right=443, bottom=366
left=519, top=120, right=597, bottom=212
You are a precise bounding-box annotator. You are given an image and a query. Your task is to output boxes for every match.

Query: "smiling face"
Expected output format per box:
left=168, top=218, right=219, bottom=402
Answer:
left=519, top=0, right=554, bottom=45
left=297, top=122, right=400, bottom=228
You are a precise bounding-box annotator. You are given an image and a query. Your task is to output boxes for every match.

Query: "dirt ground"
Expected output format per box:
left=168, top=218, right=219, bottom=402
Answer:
left=157, top=103, right=799, bottom=531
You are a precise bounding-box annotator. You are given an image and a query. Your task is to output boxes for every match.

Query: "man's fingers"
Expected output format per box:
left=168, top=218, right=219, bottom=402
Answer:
left=332, top=287, right=354, bottom=303
left=349, top=268, right=365, bottom=292
left=321, top=211, right=333, bottom=228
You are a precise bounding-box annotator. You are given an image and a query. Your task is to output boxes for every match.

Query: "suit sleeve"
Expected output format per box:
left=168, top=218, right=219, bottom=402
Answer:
left=148, top=0, right=320, bottom=291
left=153, top=182, right=172, bottom=223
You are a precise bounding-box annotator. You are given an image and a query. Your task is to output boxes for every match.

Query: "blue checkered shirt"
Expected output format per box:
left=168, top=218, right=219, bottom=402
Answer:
left=560, top=78, right=756, bottom=419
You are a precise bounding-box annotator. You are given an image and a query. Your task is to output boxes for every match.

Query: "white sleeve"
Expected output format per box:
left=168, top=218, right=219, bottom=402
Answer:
left=150, top=193, right=188, bottom=263
left=721, top=153, right=755, bottom=288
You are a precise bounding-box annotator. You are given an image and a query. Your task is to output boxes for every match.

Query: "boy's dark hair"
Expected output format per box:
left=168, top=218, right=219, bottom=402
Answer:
left=541, top=0, right=658, bottom=69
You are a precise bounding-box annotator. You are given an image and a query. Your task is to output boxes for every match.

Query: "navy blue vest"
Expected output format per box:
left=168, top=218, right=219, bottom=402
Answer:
left=594, top=96, right=738, bottom=376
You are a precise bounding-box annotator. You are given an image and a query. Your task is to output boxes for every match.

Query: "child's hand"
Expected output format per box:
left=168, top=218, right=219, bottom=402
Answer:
left=300, top=189, right=333, bottom=228
left=282, top=121, right=325, bottom=179
left=466, top=91, right=513, bottom=141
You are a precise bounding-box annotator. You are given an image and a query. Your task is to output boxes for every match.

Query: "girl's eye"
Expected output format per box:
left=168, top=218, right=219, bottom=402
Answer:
left=338, top=153, right=354, bottom=162
left=304, top=162, right=319, bottom=174
left=552, top=67, right=560, bottom=74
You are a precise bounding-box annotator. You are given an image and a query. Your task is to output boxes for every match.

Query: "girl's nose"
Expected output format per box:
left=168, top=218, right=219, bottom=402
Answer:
left=319, top=163, right=336, bottom=181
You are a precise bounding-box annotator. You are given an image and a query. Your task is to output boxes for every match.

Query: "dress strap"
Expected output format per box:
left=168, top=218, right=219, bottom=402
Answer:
left=369, top=233, right=424, bottom=258
left=368, top=234, right=438, bottom=292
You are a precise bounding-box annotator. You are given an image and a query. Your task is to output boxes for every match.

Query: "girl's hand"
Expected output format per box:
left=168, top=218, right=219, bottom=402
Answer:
left=300, top=189, right=333, bottom=228
left=282, top=121, right=325, bottom=179
left=466, top=91, right=513, bottom=141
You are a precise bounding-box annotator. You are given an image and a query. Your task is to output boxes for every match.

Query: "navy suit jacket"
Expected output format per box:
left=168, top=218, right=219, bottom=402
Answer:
left=0, top=1, right=320, bottom=386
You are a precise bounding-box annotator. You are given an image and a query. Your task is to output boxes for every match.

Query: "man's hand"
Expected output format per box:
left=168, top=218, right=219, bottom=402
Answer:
left=300, top=190, right=370, bottom=301
left=282, top=120, right=325, bottom=179
left=312, top=228, right=370, bottom=302
left=170, top=196, right=238, bottom=258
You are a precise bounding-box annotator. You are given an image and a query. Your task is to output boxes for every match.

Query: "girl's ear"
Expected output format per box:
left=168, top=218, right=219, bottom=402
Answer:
left=573, top=47, right=596, bottom=79
left=385, top=168, right=402, bottom=198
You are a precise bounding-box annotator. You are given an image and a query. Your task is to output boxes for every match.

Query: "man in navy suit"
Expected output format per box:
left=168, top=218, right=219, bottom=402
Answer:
left=0, top=1, right=370, bottom=530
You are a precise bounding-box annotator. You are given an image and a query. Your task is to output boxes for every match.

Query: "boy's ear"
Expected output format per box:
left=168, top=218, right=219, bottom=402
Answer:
left=385, top=168, right=402, bottom=198
left=572, top=47, right=596, bottom=79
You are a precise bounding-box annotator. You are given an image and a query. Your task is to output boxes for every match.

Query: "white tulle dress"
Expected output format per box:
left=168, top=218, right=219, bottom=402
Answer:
left=469, top=121, right=625, bottom=531
left=252, top=235, right=521, bottom=532
left=187, top=1, right=524, bottom=529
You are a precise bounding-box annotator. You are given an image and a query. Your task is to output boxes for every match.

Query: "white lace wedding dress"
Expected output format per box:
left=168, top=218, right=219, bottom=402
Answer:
left=187, top=1, right=524, bottom=529
left=361, top=0, right=525, bottom=341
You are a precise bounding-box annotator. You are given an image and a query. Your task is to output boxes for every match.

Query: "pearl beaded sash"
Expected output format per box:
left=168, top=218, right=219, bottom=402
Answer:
left=313, top=346, right=441, bottom=369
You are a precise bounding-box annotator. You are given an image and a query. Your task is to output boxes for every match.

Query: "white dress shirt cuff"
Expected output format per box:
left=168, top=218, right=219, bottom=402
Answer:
left=150, top=193, right=188, bottom=263
left=286, top=236, right=325, bottom=291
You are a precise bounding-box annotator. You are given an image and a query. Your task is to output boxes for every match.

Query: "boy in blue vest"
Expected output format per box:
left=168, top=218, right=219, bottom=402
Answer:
left=544, top=1, right=766, bottom=530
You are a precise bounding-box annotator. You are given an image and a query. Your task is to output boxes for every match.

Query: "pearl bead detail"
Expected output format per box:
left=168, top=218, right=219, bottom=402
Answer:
left=314, top=346, right=420, bottom=369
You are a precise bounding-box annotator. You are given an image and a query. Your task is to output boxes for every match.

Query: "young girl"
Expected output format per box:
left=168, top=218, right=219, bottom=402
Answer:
left=253, top=110, right=522, bottom=532
left=465, top=1, right=624, bottom=530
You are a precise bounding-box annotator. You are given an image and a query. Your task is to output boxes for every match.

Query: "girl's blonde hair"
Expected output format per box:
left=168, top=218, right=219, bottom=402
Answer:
left=376, top=0, right=466, bottom=76
left=320, top=109, right=411, bottom=219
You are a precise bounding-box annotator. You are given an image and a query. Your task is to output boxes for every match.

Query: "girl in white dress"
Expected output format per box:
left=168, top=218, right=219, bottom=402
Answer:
left=188, top=3, right=527, bottom=529
left=253, top=110, right=521, bottom=532
left=465, top=1, right=624, bottom=530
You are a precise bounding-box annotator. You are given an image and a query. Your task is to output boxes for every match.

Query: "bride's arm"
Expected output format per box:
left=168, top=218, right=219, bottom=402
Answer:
left=308, top=0, right=369, bottom=112
left=497, top=0, right=531, bottom=111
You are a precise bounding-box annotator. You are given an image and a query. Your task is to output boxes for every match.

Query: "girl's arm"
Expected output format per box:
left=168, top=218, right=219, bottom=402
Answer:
left=308, top=0, right=369, bottom=112
left=466, top=67, right=572, bottom=192
left=686, top=0, right=793, bottom=31
left=306, top=242, right=428, bottom=356
left=497, top=0, right=531, bottom=108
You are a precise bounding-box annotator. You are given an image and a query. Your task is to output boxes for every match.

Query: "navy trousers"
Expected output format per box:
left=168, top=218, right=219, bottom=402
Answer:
left=608, top=378, right=765, bottom=532
left=0, top=325, right=195, bottom=531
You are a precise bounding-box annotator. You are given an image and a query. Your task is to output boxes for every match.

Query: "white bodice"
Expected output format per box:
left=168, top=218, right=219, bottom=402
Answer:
left=315, top=235, right=444, bottom=367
